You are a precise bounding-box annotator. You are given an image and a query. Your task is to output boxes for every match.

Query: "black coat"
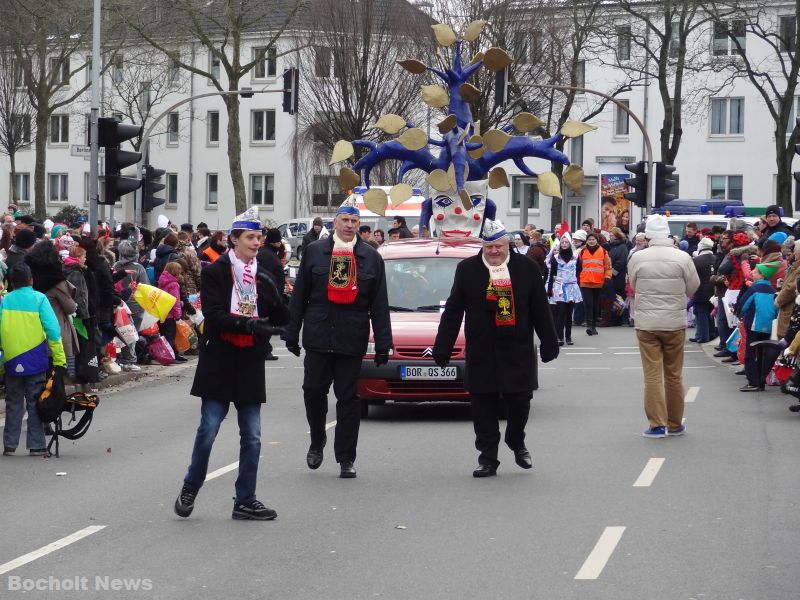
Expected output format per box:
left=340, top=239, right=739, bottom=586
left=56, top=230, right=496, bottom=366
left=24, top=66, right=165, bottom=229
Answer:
left=434, top=251, right=559, bottom=394
left=285, top=236, right=392, bottom=356
left=257, top=246, right=286, bottom=291
left=692, top=250, right=716, bottom=303
left=190, top=252, right=290, bottom=404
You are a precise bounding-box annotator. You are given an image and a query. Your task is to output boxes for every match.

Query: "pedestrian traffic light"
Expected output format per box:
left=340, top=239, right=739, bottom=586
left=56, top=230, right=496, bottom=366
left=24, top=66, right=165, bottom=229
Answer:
left=98, top=117, right=143, bottom=205
left=654, top=161, right=678, bottom=208
left=142, top=165, right=166, bottom=213
left=282, top=67, right=299, bottom=115
left=494, top=65, right=510, bottom=110
left=624, top=161, right=648, bottom=208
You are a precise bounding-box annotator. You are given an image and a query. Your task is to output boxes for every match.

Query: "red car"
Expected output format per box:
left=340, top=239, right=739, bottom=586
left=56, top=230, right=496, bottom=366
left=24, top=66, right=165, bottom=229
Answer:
left=358, top=237, right=479, bottom=415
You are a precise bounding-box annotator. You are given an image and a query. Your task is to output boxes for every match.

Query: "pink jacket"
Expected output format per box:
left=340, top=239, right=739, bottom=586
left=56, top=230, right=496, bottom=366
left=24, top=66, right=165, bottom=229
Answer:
left=157, top=271, right=183, bottom=320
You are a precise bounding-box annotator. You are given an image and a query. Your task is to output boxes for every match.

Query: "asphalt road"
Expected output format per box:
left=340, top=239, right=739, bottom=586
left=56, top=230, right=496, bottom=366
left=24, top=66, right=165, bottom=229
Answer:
left=1, top=327, right=798, bottom=600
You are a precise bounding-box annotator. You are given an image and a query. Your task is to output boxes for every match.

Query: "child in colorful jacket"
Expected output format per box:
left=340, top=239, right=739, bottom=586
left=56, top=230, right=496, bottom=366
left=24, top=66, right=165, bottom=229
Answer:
left=736, top=261, right=779, bottom=392
left=1, top=263, right=67, bottom=456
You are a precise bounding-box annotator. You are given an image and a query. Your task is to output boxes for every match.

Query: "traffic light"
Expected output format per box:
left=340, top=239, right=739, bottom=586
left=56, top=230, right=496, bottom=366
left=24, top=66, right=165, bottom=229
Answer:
left=98, top=117, right=143, bottom=205
left=282, top=67, right=299, bottom=115
left=624, top=161, right=648, bottom=208
left=142, top=165, right=166, bottom=213
left=654, top=161, right=678, bottom=208
left=494, top=65, right=510, bottom=110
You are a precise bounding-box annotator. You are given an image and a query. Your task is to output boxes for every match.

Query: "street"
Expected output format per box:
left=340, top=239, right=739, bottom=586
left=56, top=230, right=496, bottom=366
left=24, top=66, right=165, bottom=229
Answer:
left=1, top=326, right=798, bottom=600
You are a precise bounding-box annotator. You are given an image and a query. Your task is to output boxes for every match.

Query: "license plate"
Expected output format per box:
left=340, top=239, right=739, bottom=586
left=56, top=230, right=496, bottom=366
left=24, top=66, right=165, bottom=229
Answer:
left=400, top=365, right=457, bottom=380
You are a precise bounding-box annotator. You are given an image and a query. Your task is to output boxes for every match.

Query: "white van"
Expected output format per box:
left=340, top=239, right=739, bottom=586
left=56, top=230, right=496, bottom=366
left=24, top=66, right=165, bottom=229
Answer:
left=276, top=218, right=333, bottom=259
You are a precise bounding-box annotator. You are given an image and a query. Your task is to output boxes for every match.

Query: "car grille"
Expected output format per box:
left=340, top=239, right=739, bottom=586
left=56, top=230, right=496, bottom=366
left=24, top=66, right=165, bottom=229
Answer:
left=386, top=381, right=466, bottom=394
left=394, top=346, right=464, bottom=359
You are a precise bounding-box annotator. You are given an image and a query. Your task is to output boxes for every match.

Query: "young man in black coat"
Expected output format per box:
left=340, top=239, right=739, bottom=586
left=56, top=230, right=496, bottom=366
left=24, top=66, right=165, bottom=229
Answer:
left=433, top=219, right=559, bottom=477
left=283, top=199, right=392, bottom=479
left=174, top=210, right=288, bottom=521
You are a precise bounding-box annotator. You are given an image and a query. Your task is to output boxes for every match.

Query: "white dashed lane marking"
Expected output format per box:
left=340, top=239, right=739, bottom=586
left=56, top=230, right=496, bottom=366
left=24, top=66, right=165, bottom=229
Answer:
left=632, top=458, right=665, bottom=487
left=0, top=526, right=106, bottom=576
left=684, top=386, right=699, bottom=403
left=574, top=526, right=626, bottom=580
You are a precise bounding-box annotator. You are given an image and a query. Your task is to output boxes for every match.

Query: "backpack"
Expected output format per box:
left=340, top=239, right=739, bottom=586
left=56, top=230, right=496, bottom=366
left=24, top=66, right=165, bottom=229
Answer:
left=35, top=366, right=67, bottom=424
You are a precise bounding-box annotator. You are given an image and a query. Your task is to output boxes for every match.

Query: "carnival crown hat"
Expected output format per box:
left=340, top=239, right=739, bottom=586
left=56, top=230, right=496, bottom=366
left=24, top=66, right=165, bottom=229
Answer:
left=229, top=207, right=262, bottom=233
left=336, top=196, right=360, bottom=217
left=480, top=218, right=507, bottom=242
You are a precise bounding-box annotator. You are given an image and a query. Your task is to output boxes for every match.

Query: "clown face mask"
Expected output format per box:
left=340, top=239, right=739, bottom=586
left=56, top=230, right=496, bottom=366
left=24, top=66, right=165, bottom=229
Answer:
left=431, top=179, right=489, bottom=238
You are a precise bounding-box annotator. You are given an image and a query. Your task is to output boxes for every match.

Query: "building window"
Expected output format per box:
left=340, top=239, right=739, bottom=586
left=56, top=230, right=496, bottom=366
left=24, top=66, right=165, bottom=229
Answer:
left=207, top=111, right=219, bottom=144
left=11, top=172, right=30, bottom=203
left=12, top=114, right=31, bottom=145
left=253, top=46, right=277, bottom=78
left=49, top=114, right=69, bottom=144
left=169, top=59, right=181, bottom=84
left=140, top=81, right=152, bottom=113
left=206, top=173, right=218, bottom=206
left=575, top=60, right=585, bottom=90
left=669, top=22, right=680, bottom=58
left=166, top=173, right=178, bottom=206
left=251, top=109, right=275, bottom=142
left=312, top=175, right=345, bottom=208
left=711, top=97, right=744, bottom=135
left=50, top=57, right=70, bottom=85
left=616, top=26, right=631, bottom=61
left=250, top=174, right=275, bottom=206
left=570, top=136, right=583, bottom=167
left=167, top=112, right=179, bottom=145
left=511, top=177, right=540, bottom=209
left=780, top=16, right=797, bottom=52
left=48, top=173, right=68, bottom=203
left=709, top=175, right=743, bottom=200
left=113, top=55, right=124, bottom=83
left=209, top=54, right=220, bottom=81
left=713, top=19, right=746, bottom=56
left=314, top=46, right=332, bottom=78
left=614, top=100, right=630, bottom=136
left=786, top=97, right=800, bottom=134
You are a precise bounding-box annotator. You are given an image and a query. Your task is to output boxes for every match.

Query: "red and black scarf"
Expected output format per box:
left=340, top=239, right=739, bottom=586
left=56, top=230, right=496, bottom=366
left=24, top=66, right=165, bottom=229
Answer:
left=482, top=254, right=516, bottom=327
left=327, top=233, right=359, bottom=304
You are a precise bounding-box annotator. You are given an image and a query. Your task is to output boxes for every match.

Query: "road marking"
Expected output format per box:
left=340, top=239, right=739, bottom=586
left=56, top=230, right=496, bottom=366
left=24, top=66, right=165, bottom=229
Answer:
left=684, top=386, right=699, bottom=403
left=206, top=462, right=239, bottom=481
left=265, top=366, right=286, bottom=369
left=684, top=350, right=703, bottom=353
left=574, top=526, right=626, bottom=580
left=622, top=366, right=642, bottom=370
left=325, top=420, right=337, bottom=431
left=685, top=365, right=717, bottom=369
left=609, top=346, right=638, bottom=349
left=613, top=352, right=640, bottom=355
left=633, top=458, right=665, bottom=487
left=568, top=367, right=610, bottom=370
left=0, top=526, right=106, bottom=576
left=565, top=352, right=603, bottom=355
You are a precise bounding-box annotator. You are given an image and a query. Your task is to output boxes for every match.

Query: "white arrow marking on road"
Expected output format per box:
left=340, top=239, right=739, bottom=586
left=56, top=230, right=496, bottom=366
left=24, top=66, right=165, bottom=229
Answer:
left=0, top=526, right=106, bottom=576
left=574, top=526, right=626, bottom=580
left=633, top=458, right=665, bottom=487
left=206, top=462, right=239, bottom=481
left=684, top=386, right=699, bottom=403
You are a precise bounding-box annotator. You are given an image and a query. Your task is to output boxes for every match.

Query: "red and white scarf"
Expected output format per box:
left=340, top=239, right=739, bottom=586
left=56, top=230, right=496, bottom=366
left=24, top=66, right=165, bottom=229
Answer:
left=328, top=233, right=358, bottom=304
left=482, top=253, right=516, bottom=326
left=223, top=250, right=258, bottom=347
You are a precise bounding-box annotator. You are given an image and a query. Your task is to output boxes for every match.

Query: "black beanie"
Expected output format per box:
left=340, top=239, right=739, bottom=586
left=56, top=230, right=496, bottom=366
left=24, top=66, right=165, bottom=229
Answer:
left=765, top=205, right=781, bottom=218
left=266, top=228, right=282, bottom=244
left=14, top=228, right=36, bottom=250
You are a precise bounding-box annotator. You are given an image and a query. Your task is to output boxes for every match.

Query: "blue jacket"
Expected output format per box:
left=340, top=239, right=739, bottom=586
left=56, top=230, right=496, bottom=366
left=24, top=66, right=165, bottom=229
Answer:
left=738, top=279, right=777, bottom=334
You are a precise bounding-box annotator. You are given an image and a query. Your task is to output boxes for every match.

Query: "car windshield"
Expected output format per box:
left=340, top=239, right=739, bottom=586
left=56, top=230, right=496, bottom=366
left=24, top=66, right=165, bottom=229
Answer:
left=385, top=257, right=461, bottom=312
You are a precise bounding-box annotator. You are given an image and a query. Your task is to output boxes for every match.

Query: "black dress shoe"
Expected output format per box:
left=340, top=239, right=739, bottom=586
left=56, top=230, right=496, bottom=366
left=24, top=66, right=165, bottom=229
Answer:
left=713, top=350, right=728, bottom=357
left=688, top=338, right=698, bottom=343
left=339, top=461, right=357, bottom=478
left=714, top=345, right=724, bottom=351
left=735, top=369, right=745, bottom=375
left=513, top=448, right=533, bottom=469
left=306, top=446, right=323, bottom=470
left=265, top=353, right=279, bottom=361
left=472, top=464, right=497, bottom=478
left=566, top=339, right=574, bottom=345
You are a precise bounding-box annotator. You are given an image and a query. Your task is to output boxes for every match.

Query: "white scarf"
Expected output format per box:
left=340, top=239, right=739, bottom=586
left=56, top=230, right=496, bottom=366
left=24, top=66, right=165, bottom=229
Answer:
left=228, top=249, right=258, bottom=317
left=481, top=252, right=511, bottom=286
left=332, top=232, right=356, bottom=251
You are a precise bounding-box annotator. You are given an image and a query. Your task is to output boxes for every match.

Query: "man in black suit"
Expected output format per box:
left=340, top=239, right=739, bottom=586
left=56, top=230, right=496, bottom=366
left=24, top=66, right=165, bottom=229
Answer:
left=434, top=218, right=559, bottom=477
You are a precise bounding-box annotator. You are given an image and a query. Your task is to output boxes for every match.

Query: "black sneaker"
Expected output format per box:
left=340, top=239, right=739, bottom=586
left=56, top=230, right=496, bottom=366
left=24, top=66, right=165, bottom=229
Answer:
left=3, top=447, right=15, bottom=456
left=174, top=484, right=198, bottom=518
left=232, top=499, right=277, bottom=521
left=29, top=448, right=50, bottom=457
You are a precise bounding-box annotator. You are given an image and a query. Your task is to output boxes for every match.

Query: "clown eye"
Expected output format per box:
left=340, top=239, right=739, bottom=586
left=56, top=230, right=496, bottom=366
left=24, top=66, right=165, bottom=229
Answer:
left=470, top=195, right=483, bottom=206
left=435, top=195, right=454, bottom=208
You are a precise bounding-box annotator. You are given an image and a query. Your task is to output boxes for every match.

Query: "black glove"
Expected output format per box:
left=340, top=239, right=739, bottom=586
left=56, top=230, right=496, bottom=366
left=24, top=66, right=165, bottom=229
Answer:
left=245, top=318, right=285, bottom=338
left=433, top=352, right=450, bottom=368
left=540, top=345, right=559, bottom=363
left=257, top=271, right=283, bottom=307
left=374, top=352, right=389, bottom=367
left=284, top=339, right=301, bottom=356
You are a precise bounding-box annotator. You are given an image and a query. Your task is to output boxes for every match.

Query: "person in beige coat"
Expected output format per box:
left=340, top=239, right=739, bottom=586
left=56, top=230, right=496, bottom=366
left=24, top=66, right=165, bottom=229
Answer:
left=775, top=240, right=800, bottom=338
left=628, top=214, right=700, bottom=438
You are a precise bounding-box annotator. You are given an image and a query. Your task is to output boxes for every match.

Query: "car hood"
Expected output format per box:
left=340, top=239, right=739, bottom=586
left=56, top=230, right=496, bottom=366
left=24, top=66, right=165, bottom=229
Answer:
left=372, top=311, right=465, bottom=348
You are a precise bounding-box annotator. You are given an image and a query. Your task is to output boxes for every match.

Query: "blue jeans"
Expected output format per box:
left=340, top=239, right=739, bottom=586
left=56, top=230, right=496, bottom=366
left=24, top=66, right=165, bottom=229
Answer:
left=694, top=302, right=712, bottom=342
left=184, top=399, right=262, bottom=503
left=3, top=372, right=47, bottom=450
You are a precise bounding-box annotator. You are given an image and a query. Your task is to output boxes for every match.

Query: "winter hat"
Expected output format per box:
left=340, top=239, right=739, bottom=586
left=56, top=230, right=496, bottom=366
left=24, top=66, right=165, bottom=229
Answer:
left=755, top=261, right=781, bottom=280
left=644, top=214, right=670, bottom=239
left=768, top=231, right=789, bottom=245
left=14, top=228, right=36, bottom=250
left=732, top=232, right=751, bottom=247
left=762, top=240, right=782, bottom=255
left=50, top=223, right=68, bottom=238
left=265, top=228, right=283, bottom=244
left=765, top=205, right=781, bottom=218
left=118, top=240, right=138, bottom=261
left=572, top=229, right=587, bottom=243
left=678, top=239, right=689, bottom=251
left=698, top=237, right=714, bottom=251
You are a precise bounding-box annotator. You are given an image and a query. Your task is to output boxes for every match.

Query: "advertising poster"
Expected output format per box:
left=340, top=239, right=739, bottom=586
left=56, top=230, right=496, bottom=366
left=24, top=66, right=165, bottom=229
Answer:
left=599, top=174, right=632, bottom=236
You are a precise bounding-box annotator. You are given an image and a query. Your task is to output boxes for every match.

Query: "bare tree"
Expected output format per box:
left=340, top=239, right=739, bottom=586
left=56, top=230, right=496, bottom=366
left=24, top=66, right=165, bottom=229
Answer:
left=0, top=47, right=36, bottom=204
left=121, top=0, right=307, bottom=215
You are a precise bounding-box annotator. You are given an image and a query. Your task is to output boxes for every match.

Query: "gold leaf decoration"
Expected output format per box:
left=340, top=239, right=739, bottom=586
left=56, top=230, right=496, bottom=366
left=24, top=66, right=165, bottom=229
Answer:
left=428, top=169, right=450, bottom=192
left=372, top=114, right=407, bottom=134
left=483, top=129, right=512, bottom=153
left=483, top=47, right=513, bottom=71
left=329, top=140, right=354, bottom=165
left=431, top=23, right=457, bottom=47
left=537, top=171, right=562, bottom=198
left=489, top=167, right=510, bottom=189
left=447, top=163, right=458, bottom=191
left=463, top=20, right=486, bottom=42
left=338, top=167, right=360, bottom=191
left=563, top=164, right=585, bottom=194
left=467, top=134, right=484, bottom=159
left=396, top=59, right=427, bottom=74
left=470, top=52, right=484, bottom=65
left=561, top=120, right=597, bottom=138
left=438, top=114, right=457, bottom=134
left=363, top=188, right=388, bottom=216
left=421, top=85, right=450, bottom=108
left=397, top=128, right=428, bottom=151
left=513, top=112, right=544, bottom=133
left=459, top=83, right=480, bottom=104
left=459, top=189, right=472, bottom=210
left=389, top=183, right=413, bottom=208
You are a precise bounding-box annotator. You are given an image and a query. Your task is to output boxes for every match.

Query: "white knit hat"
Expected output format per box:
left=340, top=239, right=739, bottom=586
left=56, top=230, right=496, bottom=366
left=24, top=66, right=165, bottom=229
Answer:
left=644, top=214, right=670, bottom=239
left=698, top=237, right=714, bottom=251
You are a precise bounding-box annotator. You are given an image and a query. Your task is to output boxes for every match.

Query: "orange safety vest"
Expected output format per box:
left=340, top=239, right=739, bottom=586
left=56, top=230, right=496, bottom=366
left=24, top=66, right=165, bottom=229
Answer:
left=202, top=247, right=221, bottom=263
left=579, top=247, right=606, bottom=286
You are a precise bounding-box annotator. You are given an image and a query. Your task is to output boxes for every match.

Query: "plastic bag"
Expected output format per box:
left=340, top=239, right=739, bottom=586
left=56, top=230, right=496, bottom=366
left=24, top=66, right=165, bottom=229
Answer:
left=138, top=311, right=159, bottom=335
left=726, top=328, right=740, bottom=353
left=148, top=335, right=175, bottom=366
left=113, top=303, right=132, bottom=328
left=133, top=283, right=177, bottom=323
left=175, top=320, right=192, bottom=354
left=189, top=310, right=204, bottom=326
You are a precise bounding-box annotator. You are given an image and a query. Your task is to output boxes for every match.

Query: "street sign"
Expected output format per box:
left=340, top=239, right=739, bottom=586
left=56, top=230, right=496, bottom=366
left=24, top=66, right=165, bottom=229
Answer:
left=71, top=145, right=105, bottom=159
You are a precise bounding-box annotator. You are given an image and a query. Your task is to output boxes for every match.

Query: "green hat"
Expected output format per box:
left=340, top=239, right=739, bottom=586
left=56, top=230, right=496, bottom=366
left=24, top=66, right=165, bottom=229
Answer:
left=755, top=261, right=781, bottom=280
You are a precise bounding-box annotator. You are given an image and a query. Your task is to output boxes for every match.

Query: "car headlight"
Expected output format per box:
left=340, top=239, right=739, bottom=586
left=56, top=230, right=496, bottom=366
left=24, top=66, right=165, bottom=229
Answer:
left=366, top=343, right=393, bottom=356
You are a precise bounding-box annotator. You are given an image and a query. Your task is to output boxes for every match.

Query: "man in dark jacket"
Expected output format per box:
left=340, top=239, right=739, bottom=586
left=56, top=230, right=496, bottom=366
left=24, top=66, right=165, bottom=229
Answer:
left=174, top=210, right=289, bottom=521
left=283, top=199, right=392, bottom=479
left=690, top=237, right=717, bottom=343
left=256, top=234, right=287, bottom=361
left=433, top=218, right=559, bottom=477
left=762, top=204, right=794, bottom=244
left=301, top=217, right=325, bottom=256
